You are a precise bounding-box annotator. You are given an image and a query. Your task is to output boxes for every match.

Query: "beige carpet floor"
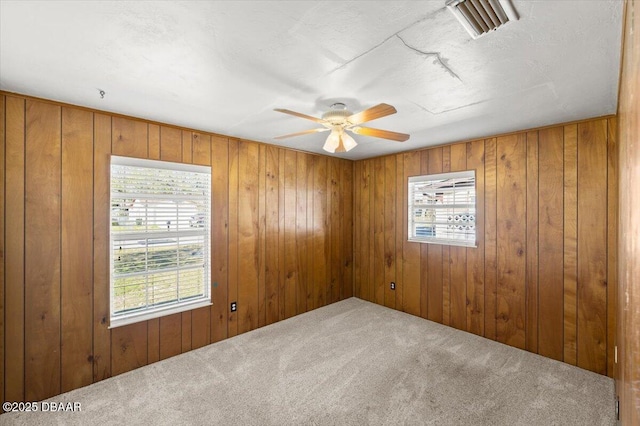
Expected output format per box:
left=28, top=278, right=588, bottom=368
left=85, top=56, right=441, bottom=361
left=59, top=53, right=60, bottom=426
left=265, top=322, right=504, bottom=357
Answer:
left=0, top=297, right=615, bottom=425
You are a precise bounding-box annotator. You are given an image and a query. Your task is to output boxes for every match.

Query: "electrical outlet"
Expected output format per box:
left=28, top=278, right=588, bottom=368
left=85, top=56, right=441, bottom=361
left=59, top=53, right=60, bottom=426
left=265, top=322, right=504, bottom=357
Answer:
left=390, top=282, right=396, bottom=290
left=230, top=302, right=237, bottom=312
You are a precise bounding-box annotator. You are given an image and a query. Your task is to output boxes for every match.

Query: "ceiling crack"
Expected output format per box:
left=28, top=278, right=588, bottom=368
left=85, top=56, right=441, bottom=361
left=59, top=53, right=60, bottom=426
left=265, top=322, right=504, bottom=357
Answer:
left=331, top=32, right=398, bottom=73
left=395, top=34, right=461, bottom=82
left=409, top=101, right=436, bottom=115
left=327, top=8, right=447, bottom=75
left=325, top=7, right=463, bottom=84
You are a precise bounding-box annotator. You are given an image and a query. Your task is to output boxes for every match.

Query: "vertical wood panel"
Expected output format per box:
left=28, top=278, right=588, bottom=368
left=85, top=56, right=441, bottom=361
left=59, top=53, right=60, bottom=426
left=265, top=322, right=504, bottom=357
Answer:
left=296, top=153, right=308, bottom=314
left=179, top=309, right=191, bottom=352
left=616, top=2, right=640, bottom=419
left=426, top=253, right=443, bottom=321
left=181, top=312, right=192, bottom=353
left=61, top=107, right=94, bottom=392
left=354, top=161, right=362, bottom=299
left=277, top=150, right=286, bottom=319
left=427, top=148, right=443, bottom=323
left=342, top=160, right=354, bottom=299
left=402, top=152, right=421, bottom=316
left=147, top=319, right=160, bottom=364
left=394, top=155, right=404, bottom=310
left=563, top=125, right=578, bottom=365
left=361, top=159, right=369, bottom=302
left=24, top=100, right=62, bottom=400
left=466, top=141, right=485, bottom=336
left=384, top=155, right=396, bottom=309
left=330, top=160, right=341, bottom=304
left=368, top=160, right=376, bottom=304
left=606, top=117, right=617, bottom=378
left=192, top=133, right=211, bottom=166
left=257, top=145, right=267, bottom=327
left=237, top=141, right=260, bottom=333
left=449, top=144, right=468, bottom=331
left=211, top=136, right=228, bottom=342
left=160, top=126, right=182, bottom=162
left=227, top=139, right=239, bottom=338
left=577, top=119, right=608, bottom=374
left=148, top=124, right=160, bottom=160
left=358, top=160, right=372, bottom=302
left=325, top=160, right=333, bottom=305
left=525, top=131, right=539, bottom=353
left=265, top=146, right=280, bottom=324
left=112, top=117, right=148, bottom=158
left=373, top=158, right=385, bottom=306
left=191, top=307, right=210, bottom=350
left=496, top=134, right=526, bottom=349
left=306, top=155, right=315, bottom=310
left=159, top=314, right=182, bottom=360
left=93, top=114, right=111, bottom=382
left=538, top=127, right=564, bottom=361
left=182, top=131, right=193, bottom=164
left=284, top=150, right=298, bottom=318
left=5, top=96, right=25, bottom=401
left=314, top=156, right=328, bottom=309
left=111, top=322, right=148, bottom=376
left=484, top=139, right=498, bottom=340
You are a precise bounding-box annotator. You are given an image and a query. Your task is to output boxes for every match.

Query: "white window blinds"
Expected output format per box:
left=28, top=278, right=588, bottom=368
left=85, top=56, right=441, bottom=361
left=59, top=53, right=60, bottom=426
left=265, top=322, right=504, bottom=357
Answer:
left=408, top=170, right=476, bottom=247
left=110, top=156, right=211, bottom=328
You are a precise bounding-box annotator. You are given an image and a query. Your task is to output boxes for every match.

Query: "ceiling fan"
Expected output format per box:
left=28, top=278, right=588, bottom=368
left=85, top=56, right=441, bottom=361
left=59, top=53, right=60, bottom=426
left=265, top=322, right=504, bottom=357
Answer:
left=274, top=102, right=410, bottom=153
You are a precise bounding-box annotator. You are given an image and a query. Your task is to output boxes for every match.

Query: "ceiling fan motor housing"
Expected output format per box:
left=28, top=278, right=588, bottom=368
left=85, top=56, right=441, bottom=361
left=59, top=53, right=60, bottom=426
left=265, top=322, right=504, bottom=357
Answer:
left=322, top=103, right=353, bottom=126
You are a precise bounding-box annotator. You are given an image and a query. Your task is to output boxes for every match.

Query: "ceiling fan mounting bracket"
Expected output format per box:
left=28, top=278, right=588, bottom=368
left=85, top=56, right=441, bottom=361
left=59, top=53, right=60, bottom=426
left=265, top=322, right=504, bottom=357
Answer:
left=322, top=103, right=353, bottom=126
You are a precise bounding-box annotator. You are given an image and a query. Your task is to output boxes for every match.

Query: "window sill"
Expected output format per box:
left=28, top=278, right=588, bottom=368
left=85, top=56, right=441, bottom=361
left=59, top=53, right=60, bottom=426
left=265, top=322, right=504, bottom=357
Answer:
left=407, top=238, right=477, bottom=248
left=109, top=298, right=212, bottom=329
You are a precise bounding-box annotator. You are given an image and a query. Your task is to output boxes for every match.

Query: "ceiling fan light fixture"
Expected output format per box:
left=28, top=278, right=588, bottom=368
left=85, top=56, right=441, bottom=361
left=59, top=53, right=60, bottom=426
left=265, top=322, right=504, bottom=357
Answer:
left=341, top=132, right=357, bottom=152
left=323, top=130, right=358, bottom=153
left=322, top=130, right=341, bottom=153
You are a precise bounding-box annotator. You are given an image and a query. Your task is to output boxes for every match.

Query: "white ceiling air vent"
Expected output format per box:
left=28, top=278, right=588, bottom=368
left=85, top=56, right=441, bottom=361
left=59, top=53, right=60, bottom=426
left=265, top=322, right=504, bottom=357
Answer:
left=447, top=0, right=519, bottom=39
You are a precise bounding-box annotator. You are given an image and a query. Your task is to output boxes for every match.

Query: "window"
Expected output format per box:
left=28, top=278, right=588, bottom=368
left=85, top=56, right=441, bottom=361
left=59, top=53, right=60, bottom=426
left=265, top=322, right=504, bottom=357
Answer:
left=110, top=156, right=211, bottom=328
left=408, top=170, right=476, bottom=247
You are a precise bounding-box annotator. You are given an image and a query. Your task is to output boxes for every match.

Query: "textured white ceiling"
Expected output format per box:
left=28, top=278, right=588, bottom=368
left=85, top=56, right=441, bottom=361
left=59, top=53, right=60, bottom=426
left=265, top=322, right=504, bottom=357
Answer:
left=0, top=1, right=623, bottom=159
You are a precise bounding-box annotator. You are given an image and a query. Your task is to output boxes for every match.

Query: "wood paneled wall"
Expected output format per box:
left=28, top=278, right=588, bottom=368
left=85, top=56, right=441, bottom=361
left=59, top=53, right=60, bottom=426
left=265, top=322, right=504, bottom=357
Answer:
left=616, top=1, right=640, bottom=423
left=0, top=90, right=621, bottom=408
left=0, top=94, right=354, bottom=403
left=354, top=117, right=618, bottom=376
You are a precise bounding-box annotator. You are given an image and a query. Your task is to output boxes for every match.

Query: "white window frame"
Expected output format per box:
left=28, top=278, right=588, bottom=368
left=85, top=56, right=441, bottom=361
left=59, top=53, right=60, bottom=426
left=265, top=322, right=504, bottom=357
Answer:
left=408, top=170, right=477, bottom=248
left=109, top=155, right=212, bottom=328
